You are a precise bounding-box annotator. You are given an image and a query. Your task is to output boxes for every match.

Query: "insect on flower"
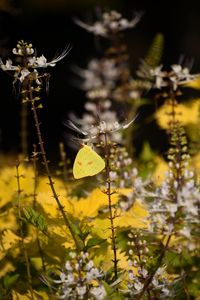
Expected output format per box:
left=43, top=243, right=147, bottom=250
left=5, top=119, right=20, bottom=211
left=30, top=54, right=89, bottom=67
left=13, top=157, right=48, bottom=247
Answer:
left=67, top=115, right=138, bottom=179
left=73, top=144, right=105, bottom=179
left=65, top=114, right=139, bottom=143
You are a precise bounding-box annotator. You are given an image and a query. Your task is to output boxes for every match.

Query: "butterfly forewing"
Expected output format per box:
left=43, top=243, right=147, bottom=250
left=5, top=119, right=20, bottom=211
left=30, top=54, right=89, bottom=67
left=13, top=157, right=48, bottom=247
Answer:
left=73, top=145, right=105, bottom=179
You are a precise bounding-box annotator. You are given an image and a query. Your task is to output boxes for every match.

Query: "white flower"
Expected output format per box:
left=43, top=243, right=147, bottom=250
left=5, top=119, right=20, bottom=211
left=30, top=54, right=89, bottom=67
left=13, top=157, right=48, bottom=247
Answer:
left=150, top=64, right=199, bottom=91
left=0, top=43, right=70, bottom=79
left=84, top=102, right=97, bottom=112
left=179, top=226, right=191, bottom=239
left=131, top=168, right=138, bottom=176
left=150, top=65, right=166, bottom=89
left=140, top=268, right=148, bottom=278
left=74, top=11, right=141, bottom=37
left=65, top=261, right=73, bottom=271
left=90, top=285, right=107, bottom=300
left=59, top=288, right=72, bottom=299
left=152, top=277, right=159, bottom=287
left=155, top=266, right=167, bottom=277
left=69, top=251, right=76, bottom=258
left=166, top=203, right=178, bottom=217
left=186, top=180, right=194, bottom=189
left=109, top=171, right=117, bottom=181
left=34, top=47, right=70, bottom=68
left=66, top=273, right=75, bottom=284
left=76, top=285, right=87, bottom=298
left=19, top=68, right=30, bottom=82
left=85, top=260, right=94, bottom=270
left=127, top=259, right=133, bottom=266
left=128, top=270, right=135, bottom=281
left=161, top=287, right=170, bottom=296
left=81, top=252, right=89, bottom=259
left=93, top=23, right=107, bottom=36
left=134, top=281, right=144, bottom=292
left=0, top=59, right=19, bottom=71
left=99, top=121, right=107, bottom=132
left=60, top=272, right=66, bottom=282
left=35, top=55, right=47, bottom=67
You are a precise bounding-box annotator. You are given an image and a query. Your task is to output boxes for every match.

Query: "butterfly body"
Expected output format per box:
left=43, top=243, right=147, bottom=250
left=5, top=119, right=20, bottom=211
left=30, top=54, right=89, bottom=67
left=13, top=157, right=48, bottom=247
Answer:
left=73, top=145, right=105, bottom=179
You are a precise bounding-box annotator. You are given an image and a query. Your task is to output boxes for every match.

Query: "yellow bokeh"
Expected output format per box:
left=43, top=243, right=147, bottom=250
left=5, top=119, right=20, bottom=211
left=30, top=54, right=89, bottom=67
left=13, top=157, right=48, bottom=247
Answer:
left=65, top=188, right=132, bottom=219
left=156, top=100, right=200, bottom=129
left=184, top=76, right=200, bottom=89
left=0, top=261, right=15, bottom=278
left=153, top=156, right=168, bottom=184
left=12, top=290, right=48, bottom=300
left=36, top=178, right=67, bottom=218
left=92, top=199, right=148, bottom=239
left=0, top=165, right=35, bottom=208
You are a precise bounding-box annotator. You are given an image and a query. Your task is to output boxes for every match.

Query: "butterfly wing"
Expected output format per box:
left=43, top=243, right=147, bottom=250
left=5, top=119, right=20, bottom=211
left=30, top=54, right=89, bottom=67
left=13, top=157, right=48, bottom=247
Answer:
left=73, top=145, right=105, bottom=179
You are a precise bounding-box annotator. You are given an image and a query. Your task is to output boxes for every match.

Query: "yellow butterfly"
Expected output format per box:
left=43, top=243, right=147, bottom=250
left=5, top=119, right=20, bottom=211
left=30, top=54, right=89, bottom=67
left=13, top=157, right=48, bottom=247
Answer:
left=73, top=145, right=105, bottom=179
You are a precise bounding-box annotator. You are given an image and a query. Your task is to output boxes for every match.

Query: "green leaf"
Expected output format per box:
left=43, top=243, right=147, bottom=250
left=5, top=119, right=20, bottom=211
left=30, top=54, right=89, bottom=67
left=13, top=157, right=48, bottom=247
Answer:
left=69, top=220, right=82, bottom=237
left=3, top=274, right=20, bottom=289
left=86, top=237, right=106, bottom=249
left=23, top=207, right=47, bottom=232
left=144, top=33, right=164, bottom=68
left=137, top=33, right=164, bottom=79
left=102, top=281, right=125, bottom=300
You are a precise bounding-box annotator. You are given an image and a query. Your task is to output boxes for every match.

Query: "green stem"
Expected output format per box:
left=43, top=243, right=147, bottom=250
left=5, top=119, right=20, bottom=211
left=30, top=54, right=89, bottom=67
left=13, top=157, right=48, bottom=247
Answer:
left=138, top=234, right=172, bottom=299
left=20, top=101, right=28, bottom=156
left=59, top=142, right=69, bottom=192
left=28, top=88, right=82, bottom=250
left=32, top=144, right=46, bottom=272
left=16, top=163, right=34, bottom=300
left=104, top=133, right=118, bottom=281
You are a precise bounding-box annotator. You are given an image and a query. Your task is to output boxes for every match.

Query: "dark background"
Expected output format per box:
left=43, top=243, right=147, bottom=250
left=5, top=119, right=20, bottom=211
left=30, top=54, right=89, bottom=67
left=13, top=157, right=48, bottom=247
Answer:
left=0, top=0, right=200, bottom=164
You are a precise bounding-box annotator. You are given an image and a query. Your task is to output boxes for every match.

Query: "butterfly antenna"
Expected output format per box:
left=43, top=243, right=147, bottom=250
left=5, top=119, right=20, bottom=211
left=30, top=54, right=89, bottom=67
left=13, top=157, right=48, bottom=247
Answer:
left=122, top=113, right=140, bottom=129
left=64, top=120, right=88, bottom=136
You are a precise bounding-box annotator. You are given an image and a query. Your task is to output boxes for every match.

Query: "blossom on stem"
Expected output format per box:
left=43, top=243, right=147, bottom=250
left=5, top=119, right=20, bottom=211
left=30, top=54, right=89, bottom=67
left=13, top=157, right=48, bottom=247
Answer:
left=149, top=64, right=198, bottom=90
left=0, top=40, right=70, bottom=83
left=74, top=10, right=142, bottom=38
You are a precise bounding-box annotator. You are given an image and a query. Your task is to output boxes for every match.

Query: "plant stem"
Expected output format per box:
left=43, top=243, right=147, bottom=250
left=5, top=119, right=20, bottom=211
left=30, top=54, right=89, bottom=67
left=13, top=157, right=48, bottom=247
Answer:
left=168, top=86, right=177, bottom=133
left=28, top=87, right=82, bottom=250
left=32, top=144, right=46, bottom=272
left=59, top=142, right=68, bottom=181
left=15, top=163, right=34, bottom=300
left=20, top=101, right=28, bottom=156
left=138, top=234, right=172, bottom=299
left=59, top=142, right=69, bottom=192
left=104, top=133, right=118, bottom=281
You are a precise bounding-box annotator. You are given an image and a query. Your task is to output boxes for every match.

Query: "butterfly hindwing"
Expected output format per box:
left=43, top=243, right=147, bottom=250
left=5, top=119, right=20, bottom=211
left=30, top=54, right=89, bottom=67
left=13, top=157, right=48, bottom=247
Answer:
left=73, top=145, right=105, bottom=179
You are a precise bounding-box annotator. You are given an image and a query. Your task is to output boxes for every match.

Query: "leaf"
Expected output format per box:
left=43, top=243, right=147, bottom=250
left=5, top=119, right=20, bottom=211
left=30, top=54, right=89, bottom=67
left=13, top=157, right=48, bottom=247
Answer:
left=86, top=237, right=106, bottom=249
left=37, top=103, right=43, bottom=109
left=22, top=207, right=47, bottom=232
left=102, top=280, right=125, bottom=300
left=137, top=33, right=164, bottom=79
left=144, top=33, right=164, bottom=68
left=3, top=274, right=19, bottom=289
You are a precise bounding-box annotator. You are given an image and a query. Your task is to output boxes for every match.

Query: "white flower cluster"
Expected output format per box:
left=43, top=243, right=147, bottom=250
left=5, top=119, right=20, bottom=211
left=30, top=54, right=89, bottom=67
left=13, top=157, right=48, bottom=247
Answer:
left=76, top=58, right=119, bottom=92
left=150, top=64, right=198, bottom=90
left=107, top=151, right=150, bottom=210
left=128, top=268, right=171, bottom=298
left=149, top=162, right=200, bottom=240
left=74, top=10, right=141, bottom=38
left=0, top=41, right=70, bottom=83
left=55, top=252, right=106, bottom=300
left=12, top=42, right=34, bottom=56
left=82, top=101, right=123, bottom=143
left=127, top=233, right=171, bottom=298
left=69, top=100, right=137, bottom=145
